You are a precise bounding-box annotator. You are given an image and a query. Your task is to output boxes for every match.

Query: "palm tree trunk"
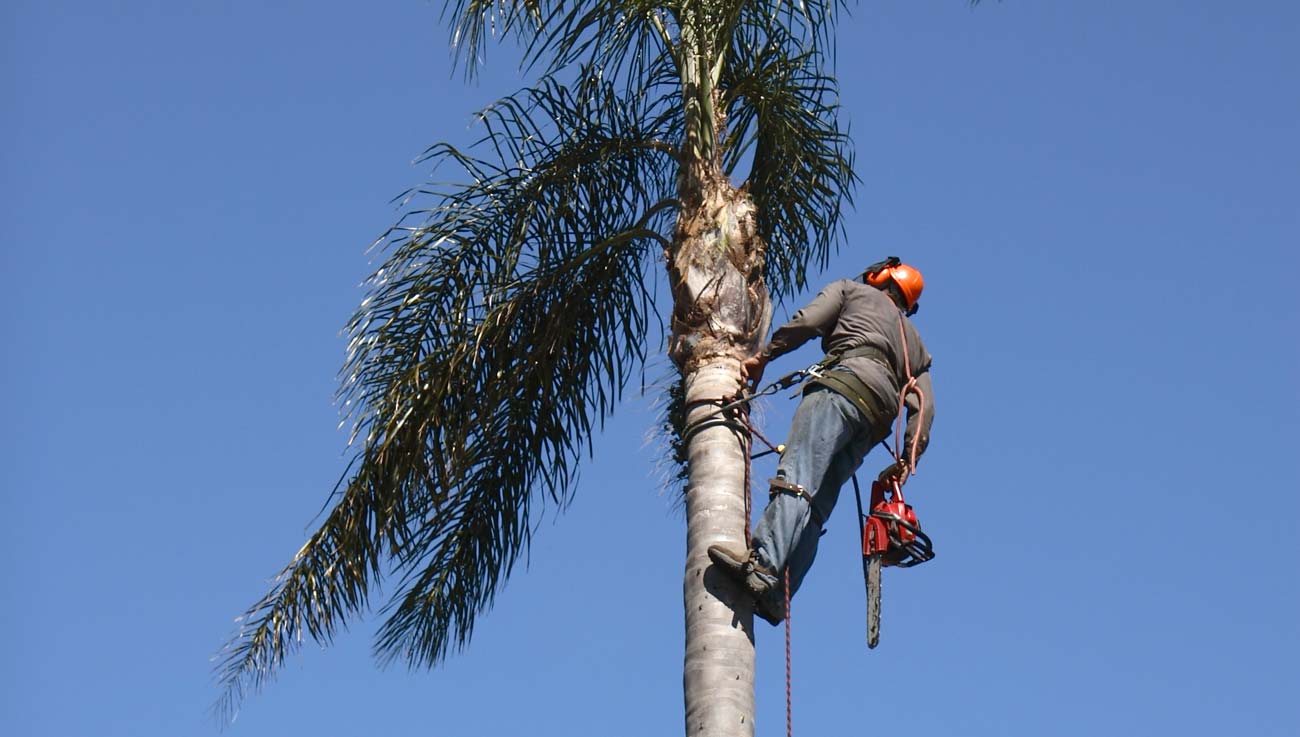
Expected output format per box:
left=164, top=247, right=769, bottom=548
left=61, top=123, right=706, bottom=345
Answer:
left=671, top=169, right=771, bottom=737
left=681, top=359, right=754, bottom=737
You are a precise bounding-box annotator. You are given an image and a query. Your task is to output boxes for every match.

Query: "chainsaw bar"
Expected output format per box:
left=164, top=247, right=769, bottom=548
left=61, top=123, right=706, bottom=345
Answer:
left=865, top=554, right=882, bottom=648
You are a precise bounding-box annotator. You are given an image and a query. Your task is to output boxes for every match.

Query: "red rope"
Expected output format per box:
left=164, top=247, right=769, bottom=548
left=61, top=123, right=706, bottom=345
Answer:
left=741, top=403, right=753, bottom=549
left=784, top=566, right=793, bottom=737
left=723, top=389, right=794, bottom=736
left=734, top=399, right=780, bottom=547
left=748, top=420, right=782, bottom=456
left=890, top=313, right=927, bottom=479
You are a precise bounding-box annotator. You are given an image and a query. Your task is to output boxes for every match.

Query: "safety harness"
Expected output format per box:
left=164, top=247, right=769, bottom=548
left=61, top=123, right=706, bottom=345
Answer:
left=804, top=344, right=895, bottom=425
left=764, top=343, right=901, bottom=514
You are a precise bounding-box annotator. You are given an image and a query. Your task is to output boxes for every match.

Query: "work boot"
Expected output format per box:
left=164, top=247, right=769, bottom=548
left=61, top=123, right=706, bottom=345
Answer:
left=753, top=585, right=787, bottom=628
left=707, top=545, right=786, bottom=626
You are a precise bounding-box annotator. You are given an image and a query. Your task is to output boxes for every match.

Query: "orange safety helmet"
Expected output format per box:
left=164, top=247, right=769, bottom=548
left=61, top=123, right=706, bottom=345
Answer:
left=865, top=260, right=925, bottom=311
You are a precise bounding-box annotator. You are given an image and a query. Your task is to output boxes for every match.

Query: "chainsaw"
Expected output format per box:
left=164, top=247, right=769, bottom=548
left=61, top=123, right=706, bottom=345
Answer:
left=855, top=476, right=935, bottom=648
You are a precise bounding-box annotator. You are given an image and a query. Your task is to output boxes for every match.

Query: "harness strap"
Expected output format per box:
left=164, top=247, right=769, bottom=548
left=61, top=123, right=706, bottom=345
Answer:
left=805, top=370, right=889, bottom=426
left=803, top=342, right=901, bottom=428
left=768, top=477, right=824, bottom=525
left=832, top=344, right=893, bottom=368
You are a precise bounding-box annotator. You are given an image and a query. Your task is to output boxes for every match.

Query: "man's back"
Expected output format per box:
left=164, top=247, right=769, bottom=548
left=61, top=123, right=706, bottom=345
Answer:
left=770, top=278, right=932, bottom=409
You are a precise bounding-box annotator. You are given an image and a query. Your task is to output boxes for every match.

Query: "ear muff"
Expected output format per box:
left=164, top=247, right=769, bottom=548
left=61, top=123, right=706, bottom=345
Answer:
left=862, top=256, right=901, bottom=284
left=863, top=258, right=924, bottom=311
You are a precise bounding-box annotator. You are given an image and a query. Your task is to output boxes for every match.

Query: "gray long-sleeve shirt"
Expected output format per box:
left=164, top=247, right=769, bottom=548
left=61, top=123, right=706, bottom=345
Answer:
left=761, top=278, right=936, bottom=460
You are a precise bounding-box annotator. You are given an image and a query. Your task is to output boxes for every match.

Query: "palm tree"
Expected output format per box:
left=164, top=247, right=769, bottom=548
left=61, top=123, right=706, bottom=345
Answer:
left=217, top=2, right=859, bottom=734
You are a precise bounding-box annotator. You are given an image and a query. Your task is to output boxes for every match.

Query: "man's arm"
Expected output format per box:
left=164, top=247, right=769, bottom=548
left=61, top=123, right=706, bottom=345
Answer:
left=742, top=283, right=844, bottom=387
left=902, top=370, right=935, bottom=464
left=762, top=284, right=844, bottom=360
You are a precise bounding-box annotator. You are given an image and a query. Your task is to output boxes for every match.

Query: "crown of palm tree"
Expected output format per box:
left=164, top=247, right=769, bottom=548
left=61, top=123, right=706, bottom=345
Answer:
left=215, top=0, right=859, bottom=719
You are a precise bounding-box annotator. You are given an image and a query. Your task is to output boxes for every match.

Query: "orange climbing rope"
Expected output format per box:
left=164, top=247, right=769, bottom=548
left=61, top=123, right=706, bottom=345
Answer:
left=888, top=312, right=927, bottom=480
left=784, top=567, right=793, bottom=737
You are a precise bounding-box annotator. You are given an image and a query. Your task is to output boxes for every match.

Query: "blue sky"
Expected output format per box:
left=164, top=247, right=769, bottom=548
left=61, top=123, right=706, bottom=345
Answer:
left=3, top=2, right=1297, bottom=736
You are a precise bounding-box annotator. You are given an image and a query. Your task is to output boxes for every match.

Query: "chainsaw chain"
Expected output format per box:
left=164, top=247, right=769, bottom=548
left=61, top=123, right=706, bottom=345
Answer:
left=866, top=554, right=882, bottom=649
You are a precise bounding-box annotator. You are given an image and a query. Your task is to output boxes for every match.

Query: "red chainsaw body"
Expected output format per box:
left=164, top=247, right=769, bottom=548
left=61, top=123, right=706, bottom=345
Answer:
left=861, top=479, right=932, bottom=567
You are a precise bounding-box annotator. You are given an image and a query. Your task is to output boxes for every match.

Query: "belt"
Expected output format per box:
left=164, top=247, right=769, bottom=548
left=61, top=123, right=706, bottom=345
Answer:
left=805, top=369, right=892, bottom=425
left=833, top=344, right=893, bottom=369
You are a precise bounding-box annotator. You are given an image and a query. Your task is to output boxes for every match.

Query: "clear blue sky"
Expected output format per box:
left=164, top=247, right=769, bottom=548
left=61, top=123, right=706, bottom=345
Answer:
left=3, top=2, right=1297, bottom=735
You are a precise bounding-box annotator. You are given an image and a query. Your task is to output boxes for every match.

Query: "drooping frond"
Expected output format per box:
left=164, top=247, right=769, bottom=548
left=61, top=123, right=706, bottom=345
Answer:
left=440, top=0, right=678, bottom=83
left=214, top=72, right=678, bottom=716
left=211, top=455, right=408, bottom=721
left=534, top=0, right=677, bottom=79
left=440, top=0, right=552, bottom=74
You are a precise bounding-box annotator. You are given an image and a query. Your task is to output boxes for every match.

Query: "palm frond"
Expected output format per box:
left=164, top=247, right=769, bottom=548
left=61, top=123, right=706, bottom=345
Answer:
left=774, top=0, right=847, bottom=51
left=530, top=0, right=682, bottom=88
left=214, top=72, right=678, bottom=715
left=211, top=455, right=410, bottom=720
left=370, top=216, right=662, bottom=666
left=439, top=0, right=552, bottom=74
left=721, top=21, right=856, bottom=300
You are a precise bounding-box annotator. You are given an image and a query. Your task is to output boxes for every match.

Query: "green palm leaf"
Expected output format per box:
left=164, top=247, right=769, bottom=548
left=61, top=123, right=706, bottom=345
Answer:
left=441, top=0, right=550, bottom=74
left=215, top=72, right=678, bottom=715
left=722, top=25, right=855, bottom=300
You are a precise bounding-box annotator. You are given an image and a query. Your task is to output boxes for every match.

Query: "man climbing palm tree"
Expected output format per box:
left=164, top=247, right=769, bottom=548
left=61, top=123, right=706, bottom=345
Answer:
left=708, top=258, right=936, bottom=625
left=214, top=0, right=983, bottom=726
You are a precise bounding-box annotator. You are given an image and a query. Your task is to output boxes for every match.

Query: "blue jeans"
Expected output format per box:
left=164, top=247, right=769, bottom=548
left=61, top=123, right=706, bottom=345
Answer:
left=752, top=384, right=886, bottom=596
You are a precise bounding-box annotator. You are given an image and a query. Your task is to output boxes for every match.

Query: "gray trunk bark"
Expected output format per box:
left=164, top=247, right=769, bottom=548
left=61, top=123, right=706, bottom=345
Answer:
left=682, top=361, right=755, bottom=737
left=670, top=173, right=771, bottom=737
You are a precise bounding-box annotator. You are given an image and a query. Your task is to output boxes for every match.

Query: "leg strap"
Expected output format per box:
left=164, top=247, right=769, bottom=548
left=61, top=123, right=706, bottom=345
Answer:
left=768, top=477, right=825, bottom=526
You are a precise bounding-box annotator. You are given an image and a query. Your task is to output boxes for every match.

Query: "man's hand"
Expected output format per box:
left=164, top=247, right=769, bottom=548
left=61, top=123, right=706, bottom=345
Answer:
left=877, top=459, right=910, bottom=483
left=740, top=354, right=768, bottom=389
